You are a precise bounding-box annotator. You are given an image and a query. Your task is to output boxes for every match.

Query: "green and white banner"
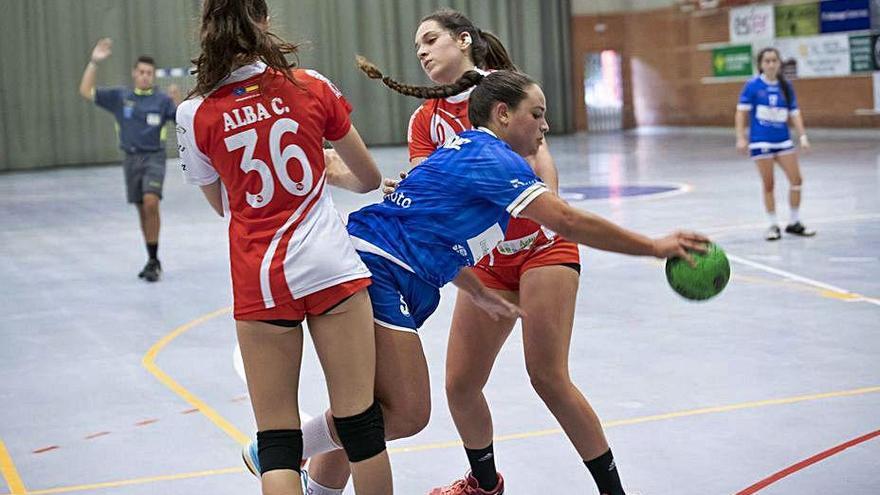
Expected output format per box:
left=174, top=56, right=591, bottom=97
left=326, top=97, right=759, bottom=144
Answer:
left=849, top=34, right=877, bottom=72
left=712, top=45, right=754, bottom=77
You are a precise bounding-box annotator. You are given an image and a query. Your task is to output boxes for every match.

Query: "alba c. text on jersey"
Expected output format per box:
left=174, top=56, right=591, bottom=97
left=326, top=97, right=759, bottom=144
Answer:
left=223, top=97, right=290, bottom=132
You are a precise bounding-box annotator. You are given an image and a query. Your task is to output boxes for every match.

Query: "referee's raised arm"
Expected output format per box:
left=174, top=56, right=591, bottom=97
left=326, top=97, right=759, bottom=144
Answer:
left=79, top=38, right=112, bottom=101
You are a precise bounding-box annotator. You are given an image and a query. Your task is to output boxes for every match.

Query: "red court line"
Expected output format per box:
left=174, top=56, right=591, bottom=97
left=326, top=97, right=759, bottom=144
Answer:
left=737, top=428, right=880, bottom=494
left=84, top=431, right=111, bottom=440
left=32, top=446, right=59, bottom=454
left=134, top=419, right=159, bottom=427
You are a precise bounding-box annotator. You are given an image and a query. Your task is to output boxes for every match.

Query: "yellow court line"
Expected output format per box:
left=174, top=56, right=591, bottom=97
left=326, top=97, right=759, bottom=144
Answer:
left=10, top=467, right=243, bottom=495
left=3, top=385, right=878, bottom=495
left=390, top=385, right=880, bottom=453
left=141, top=306, right=251, bottom=446
left=0, top=438, right=26, bottom=494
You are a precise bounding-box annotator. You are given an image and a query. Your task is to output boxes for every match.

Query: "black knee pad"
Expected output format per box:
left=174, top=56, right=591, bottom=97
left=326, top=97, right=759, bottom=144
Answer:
left=256, top=429, right=303, bottom=474
left=333, top=401, right=386, bottom=462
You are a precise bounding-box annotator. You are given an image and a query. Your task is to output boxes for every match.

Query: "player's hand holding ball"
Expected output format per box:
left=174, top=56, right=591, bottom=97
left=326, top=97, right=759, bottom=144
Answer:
left=652, top=231, right=710, bottom=266
left=665, top=242, right=730, bottom=301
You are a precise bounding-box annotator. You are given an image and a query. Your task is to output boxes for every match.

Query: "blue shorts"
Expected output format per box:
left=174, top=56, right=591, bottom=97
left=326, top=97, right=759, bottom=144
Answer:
left=750, top=145, right=795, bottom=160
left=358, top=252, right=441, bottom=333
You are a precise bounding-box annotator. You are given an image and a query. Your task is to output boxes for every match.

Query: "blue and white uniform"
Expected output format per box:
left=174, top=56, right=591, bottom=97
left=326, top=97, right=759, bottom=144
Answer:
left=347, top=128, right=548, bottom=332
left=737, top=74, right=799, bottom=159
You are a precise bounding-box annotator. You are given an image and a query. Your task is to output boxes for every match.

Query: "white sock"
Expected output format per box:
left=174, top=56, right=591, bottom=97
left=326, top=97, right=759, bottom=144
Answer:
left=306, top=474, right=345, bottom=495
left=767, top=211, right=778, bottom=227
left=303, top=411, right=341, bottom=460
left=790, top=208, right=800, bottom=224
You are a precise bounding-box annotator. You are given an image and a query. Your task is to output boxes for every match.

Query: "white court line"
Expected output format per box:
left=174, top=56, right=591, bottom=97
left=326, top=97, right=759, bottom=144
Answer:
left=233, top=344, right=314, bottom=422
left=705, top=212, right=880, bottom=307
left=705, top=212, right=880, bottom=237
left=727, top=253, right=880, bottom=307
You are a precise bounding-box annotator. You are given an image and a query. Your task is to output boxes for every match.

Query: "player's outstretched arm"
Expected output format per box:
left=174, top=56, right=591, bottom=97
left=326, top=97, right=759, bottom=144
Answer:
left=326, top=126, right=382, bottom=193
left=521, top=192, right=708, bottom=265
left=79, top=38, right=112, bottom=101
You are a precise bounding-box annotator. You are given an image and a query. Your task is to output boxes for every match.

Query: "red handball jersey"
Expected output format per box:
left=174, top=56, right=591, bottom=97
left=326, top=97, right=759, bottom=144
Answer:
left=177, top=63, right=369, bottom=317
left=406, top=81, right=559, bottom=268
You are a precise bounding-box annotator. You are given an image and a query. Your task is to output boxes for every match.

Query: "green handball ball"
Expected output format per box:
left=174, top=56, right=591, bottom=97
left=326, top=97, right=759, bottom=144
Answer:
left=665, top=243, right=730, bottom=301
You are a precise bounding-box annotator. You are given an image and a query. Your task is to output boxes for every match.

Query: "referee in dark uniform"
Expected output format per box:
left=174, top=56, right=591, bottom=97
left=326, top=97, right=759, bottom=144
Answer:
left=79, top=38, right=181, bottom=282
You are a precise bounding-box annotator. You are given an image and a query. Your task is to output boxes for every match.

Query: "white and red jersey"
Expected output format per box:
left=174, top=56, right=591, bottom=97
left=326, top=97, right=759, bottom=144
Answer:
left=177, top=63, right=369, bottom=318
left=406, top=81, right=558, bottom=268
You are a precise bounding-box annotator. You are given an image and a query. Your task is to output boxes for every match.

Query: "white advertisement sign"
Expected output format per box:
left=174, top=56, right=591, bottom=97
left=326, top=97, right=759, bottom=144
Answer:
left=730, top=5, right=775, bottom=42
left=773, top=34, right=852, bottom=78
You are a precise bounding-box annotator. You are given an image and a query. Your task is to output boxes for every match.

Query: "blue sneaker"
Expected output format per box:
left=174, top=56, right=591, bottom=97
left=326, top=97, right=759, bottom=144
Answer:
left=242, top=440, right=260, bottom=477
left=242, top=438, right=310, bottom=490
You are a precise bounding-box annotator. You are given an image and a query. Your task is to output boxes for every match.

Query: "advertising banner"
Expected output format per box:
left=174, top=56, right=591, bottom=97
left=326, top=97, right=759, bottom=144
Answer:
left=850, top=34, right=877, bottom=71
left=776, top=3, right=820, bottom=37
left=713, top=45, right=754, bottom=76
left=819, top=0, right=871, bottom=33
left=730, top=4, right=775, bottom=42
left=774, top=34, right=852, bottom=77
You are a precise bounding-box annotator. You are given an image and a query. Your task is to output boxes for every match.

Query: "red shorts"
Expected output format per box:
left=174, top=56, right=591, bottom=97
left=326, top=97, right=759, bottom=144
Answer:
left=235, top=277, right=371, bottom=321
left=474, top=240, right=580, bottom=292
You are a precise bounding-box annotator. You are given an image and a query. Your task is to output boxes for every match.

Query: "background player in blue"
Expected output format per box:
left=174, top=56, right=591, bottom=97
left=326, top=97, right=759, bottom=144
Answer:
left=79, top=38, right=181, bottom=281
left=735, top=47, right=815, bottom=242
left=244, top=70, right=710, bottom=495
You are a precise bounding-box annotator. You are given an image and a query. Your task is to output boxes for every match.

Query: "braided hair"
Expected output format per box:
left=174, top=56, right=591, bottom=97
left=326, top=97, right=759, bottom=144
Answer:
left=356, top=55, right=484, bottom=99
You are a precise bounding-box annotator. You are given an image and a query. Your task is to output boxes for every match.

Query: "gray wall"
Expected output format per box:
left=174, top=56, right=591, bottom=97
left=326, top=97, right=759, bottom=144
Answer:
left=0, top=0, right=571, bottom=171
left=570, top=0, right=674, bottom=15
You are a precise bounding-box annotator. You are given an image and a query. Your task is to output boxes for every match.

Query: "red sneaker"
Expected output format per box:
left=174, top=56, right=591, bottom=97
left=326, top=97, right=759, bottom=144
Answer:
left=428, top=472, right=504, bottom=495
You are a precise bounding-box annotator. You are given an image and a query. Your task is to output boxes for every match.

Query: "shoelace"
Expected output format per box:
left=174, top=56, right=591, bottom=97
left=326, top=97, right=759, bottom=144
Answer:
left=440, top=478, right=471, bottom=494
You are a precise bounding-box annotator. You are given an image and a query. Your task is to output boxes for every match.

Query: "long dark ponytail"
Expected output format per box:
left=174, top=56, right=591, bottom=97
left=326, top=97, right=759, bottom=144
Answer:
left=756, top=47, right=793, bottom=109
left=356, top=9, right=517, bottom=100
left=190, top=0, right=299, bottom=97
left=357, top=59, right=536, bottom=128
left=356, top=55, right=484, bottom=99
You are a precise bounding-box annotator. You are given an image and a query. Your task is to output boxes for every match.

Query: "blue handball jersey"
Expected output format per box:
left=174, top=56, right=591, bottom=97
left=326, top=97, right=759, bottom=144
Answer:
left=737, top=75, right=799, bottom=149
left=347, top=128, right=548, bottom=288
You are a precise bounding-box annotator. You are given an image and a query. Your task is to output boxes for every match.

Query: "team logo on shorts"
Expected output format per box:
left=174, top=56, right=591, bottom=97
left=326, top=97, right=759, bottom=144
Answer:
left=399, top=294, right=410, bottom=317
